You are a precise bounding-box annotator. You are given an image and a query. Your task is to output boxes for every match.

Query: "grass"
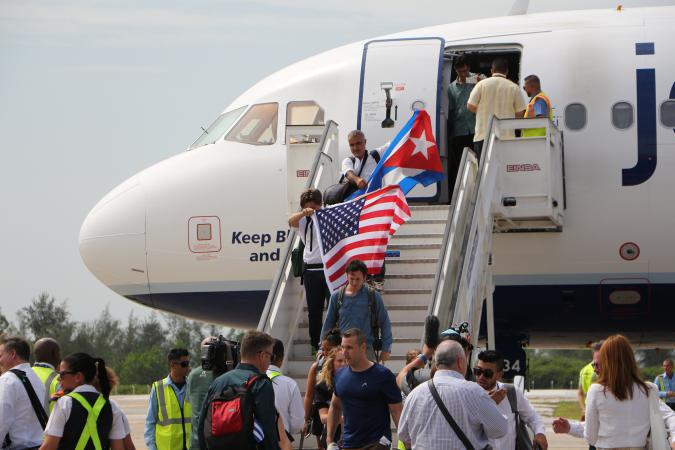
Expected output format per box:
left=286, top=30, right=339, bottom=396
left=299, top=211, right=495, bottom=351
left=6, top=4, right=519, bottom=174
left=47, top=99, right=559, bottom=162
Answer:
left=553, top=401, right=581, bottom=419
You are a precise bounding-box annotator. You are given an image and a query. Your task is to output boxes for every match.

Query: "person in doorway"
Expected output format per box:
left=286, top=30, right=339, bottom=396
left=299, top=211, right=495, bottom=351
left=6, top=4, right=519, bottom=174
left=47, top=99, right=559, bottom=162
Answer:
left=474, top=350, right=547, bottom=450
left=40, top=352, right=126, bottom=450
left=320, top=259, right=393, bottom=363
left=467, top=57, right=527, bottom=159
left=0, top=336, right=47, bottom=450
left=289, top=189, right=330, bottom=354
left=267, top=339, right=304, bottom=437
left=325, top=328, right=402, bottom=450
left=398, top=340, right=508, bottom=450
left=655, top=358, right=675, bottom=410
left=521, top=74, right=553, bottom=137
left=32, top=337, right=61, bottom=413
left=448, top=56, right=483, bottom=193
left=145, top=348, right=192, bottom=450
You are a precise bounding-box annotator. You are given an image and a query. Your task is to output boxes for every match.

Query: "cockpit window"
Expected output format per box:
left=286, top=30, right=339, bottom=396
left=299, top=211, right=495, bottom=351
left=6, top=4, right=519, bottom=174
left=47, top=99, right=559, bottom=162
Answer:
left=226, top=103, right=278, bottom=145
left=189, top=106, right=246, bottom=150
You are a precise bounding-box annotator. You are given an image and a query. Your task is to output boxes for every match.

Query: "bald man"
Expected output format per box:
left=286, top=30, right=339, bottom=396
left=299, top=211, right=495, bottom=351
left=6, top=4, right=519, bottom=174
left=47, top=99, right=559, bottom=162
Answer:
left=398, top=340, right=508, bottom=450
left=32, top=337, right=61, bottom=413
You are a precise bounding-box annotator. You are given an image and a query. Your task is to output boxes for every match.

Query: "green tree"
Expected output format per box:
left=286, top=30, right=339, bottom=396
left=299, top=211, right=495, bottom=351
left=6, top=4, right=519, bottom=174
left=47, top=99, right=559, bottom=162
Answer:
left=0, top=307, right=9, bottom=334
left=17, top=292, right=76, bottom=353
left=117, top=345, right=168, bottom=385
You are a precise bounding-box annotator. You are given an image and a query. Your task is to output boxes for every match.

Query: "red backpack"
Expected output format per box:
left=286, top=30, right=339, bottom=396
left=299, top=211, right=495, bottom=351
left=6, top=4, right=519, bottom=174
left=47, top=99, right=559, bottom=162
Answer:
left=203, top=374, right=264, bottom=449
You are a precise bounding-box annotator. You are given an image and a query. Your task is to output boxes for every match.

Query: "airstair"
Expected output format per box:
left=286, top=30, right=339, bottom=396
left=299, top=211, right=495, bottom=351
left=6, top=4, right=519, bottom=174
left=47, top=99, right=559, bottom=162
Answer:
left=257, top=116, right=564, bottom=446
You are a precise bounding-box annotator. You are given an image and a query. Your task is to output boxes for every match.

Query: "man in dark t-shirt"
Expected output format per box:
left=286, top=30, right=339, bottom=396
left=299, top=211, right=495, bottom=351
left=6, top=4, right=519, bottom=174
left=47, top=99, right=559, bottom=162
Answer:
left=326, top=328, right=402, bottom=450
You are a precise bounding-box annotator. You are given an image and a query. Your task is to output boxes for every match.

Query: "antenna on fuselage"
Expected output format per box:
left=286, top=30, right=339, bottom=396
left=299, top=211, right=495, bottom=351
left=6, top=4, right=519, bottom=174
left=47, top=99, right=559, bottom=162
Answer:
left=509, top=0, right=529, bottom=15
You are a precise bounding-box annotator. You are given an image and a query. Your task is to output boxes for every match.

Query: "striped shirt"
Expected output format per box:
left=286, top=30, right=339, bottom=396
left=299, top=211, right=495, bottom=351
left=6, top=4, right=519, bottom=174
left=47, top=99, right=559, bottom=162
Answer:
left=398, top=370, right=508, bottom=450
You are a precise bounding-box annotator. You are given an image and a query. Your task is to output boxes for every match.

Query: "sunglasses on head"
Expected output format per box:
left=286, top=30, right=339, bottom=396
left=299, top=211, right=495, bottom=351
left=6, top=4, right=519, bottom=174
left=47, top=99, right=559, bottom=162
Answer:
left=173, top=361, right=190, bottom=368
left=473, top=367, right=495, bottom=378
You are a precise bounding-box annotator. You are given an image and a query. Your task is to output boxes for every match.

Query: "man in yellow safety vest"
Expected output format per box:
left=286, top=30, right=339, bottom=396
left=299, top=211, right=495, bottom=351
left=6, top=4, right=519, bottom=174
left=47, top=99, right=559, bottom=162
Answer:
left=146, top=348, right=192, bottom=450
left=31, top=337, right=61, bottom=413
left=654, top=358, right=675, bottom=410
left=522, top=74, right=553, bottom=137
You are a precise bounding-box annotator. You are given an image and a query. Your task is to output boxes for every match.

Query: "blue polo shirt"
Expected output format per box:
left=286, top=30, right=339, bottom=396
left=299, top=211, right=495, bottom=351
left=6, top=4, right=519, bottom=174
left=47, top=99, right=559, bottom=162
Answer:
left=333, top=364, right=401, bottom=448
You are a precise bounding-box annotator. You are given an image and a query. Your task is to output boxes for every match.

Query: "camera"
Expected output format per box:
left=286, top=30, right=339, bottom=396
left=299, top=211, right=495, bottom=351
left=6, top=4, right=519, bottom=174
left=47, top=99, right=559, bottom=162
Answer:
left=201, top=335, right=240, bottom=376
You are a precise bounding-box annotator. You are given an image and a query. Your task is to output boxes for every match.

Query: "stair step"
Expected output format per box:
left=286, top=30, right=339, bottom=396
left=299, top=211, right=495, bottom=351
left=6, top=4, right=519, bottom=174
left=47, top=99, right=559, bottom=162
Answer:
left=385, top=257, right=439, bottom=264
left=297, top=320, right=424, bottom=328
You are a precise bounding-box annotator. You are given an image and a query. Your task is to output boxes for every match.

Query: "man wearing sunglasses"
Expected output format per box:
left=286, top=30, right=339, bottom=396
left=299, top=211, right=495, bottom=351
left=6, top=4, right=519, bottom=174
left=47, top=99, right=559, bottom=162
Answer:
left=475, top=350, right=548, bottom=450
left=145, top=348, right=192, bottom=450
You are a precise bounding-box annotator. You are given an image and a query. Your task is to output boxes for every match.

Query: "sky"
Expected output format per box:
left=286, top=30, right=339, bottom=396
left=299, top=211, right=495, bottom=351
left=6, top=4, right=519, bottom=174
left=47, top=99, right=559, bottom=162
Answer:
left=1, top=0, right=673, bottom=324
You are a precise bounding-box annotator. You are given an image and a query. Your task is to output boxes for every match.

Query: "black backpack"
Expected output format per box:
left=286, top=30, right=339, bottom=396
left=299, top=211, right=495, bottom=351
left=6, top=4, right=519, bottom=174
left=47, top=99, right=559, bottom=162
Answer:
left=324, top=150, right=381, bottom=205
left=335, top=285, right=382, bottom=351
left=202, top=374, right=265, bottom=450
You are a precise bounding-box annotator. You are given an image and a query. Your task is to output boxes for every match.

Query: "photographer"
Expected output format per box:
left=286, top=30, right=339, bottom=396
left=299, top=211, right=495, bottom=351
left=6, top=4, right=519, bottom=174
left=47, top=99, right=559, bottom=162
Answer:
left=396, top=319, right=474, bottom=398
left=187, top=337, right=216, bottom=449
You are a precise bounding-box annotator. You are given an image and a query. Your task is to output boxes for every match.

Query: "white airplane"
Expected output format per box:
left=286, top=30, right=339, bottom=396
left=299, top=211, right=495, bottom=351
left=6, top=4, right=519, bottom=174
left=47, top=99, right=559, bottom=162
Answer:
left=79, top=5, right=675, bottom=348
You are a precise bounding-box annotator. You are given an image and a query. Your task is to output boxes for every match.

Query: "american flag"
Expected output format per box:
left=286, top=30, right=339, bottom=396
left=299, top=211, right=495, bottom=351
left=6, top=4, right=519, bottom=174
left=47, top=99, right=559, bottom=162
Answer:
left=313, top=185, right=411, bottom=291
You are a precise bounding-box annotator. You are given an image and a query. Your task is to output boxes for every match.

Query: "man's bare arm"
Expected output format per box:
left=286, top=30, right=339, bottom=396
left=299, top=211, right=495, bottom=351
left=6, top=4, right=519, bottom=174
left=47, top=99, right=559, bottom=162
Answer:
left=467, top=103, right=478, bottom=113
left=389, top=402, right=403, bottom=428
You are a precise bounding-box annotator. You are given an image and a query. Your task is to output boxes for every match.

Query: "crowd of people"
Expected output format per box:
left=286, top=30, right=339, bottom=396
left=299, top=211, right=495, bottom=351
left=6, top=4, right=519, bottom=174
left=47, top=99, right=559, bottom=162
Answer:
left=3, top=326, right=675, bottom=450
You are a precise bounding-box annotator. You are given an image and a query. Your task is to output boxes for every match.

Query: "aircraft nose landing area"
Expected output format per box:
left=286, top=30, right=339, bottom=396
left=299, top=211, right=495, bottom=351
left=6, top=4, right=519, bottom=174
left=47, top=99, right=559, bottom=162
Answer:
left=79, top=176, right=150, bottom=298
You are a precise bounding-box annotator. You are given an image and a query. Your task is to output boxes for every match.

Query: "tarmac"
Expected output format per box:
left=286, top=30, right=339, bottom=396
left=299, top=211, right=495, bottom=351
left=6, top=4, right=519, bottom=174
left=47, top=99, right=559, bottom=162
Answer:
left=115, top=389, right=587, bottom=449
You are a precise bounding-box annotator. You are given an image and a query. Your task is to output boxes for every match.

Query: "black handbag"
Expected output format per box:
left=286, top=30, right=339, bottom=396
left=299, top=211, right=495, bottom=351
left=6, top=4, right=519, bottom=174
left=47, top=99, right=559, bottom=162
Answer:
left=324, top=152, right=373, bottom=205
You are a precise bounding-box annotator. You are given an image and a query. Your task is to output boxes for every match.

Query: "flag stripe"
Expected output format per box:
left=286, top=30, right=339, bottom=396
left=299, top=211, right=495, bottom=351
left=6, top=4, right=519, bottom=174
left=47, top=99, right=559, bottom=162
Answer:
left=314, top=185, right=411, bottom=291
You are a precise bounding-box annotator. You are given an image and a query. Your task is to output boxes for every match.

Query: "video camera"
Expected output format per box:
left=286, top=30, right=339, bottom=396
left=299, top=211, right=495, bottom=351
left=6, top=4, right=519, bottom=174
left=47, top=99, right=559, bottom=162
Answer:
left=201, top=335, right=240, bottom=376
left=424, top=315, right=473, bottom=352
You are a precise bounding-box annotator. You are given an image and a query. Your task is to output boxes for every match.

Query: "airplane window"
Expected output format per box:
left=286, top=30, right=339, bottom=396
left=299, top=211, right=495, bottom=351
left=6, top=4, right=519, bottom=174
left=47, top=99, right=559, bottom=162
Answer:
left=226, top=103, right=278, bottom=145
left=611, top=102, right=634, bottom=129
left=189, top=106, right=246, bottom=150
left=565, top=103, right=587, bottom=131
left=287, top=101, right=325, bottom=126
left=660, top=100, right=675, bottom=127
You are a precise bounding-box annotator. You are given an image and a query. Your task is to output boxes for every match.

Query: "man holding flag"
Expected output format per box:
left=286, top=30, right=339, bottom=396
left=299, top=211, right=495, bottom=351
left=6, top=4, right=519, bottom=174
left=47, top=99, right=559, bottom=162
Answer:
left=314, top=184, right=410, bottom=361
left=347, top=109, right=445, bottom=199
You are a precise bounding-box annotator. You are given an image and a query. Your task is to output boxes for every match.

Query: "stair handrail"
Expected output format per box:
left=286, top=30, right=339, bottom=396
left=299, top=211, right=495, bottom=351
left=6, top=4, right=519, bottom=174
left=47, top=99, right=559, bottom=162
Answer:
left=427, top=148, right=479, bottom=334
left=257, top=121, right=339, bottom=353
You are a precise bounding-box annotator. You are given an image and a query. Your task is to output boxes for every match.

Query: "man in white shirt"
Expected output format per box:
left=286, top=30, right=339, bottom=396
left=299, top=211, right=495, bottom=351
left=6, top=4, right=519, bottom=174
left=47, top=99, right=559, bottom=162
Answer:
left=467, top=57, right=527, bottom=159
left=267, top=339, right=304, bottom=438
left=398, top=340, right=508, bottom=450
left=475, top=350, right=548, bottom=450
left=341, top=130, right=387, bottom=190
left=0, top=336, right=47, bottom=450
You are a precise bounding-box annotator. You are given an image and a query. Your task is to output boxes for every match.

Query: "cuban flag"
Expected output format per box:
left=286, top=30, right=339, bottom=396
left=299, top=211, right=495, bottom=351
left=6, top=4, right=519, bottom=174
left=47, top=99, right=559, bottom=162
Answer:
left=348, top=109, right=444, bottom=199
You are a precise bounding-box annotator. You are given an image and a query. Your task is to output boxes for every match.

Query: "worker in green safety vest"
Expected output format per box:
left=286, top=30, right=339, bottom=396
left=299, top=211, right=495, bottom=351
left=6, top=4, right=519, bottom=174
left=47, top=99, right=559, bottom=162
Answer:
left=146, top=348, right=192, bottom=450
left=654, top=358, right=675, bottom=410
left=40, top=352, right=126, bottom=450
left=32, top=337, right=61, bottom=414
left=577, top=341, right=603, bottom=420
left=522, top=74, right=553, bottom=137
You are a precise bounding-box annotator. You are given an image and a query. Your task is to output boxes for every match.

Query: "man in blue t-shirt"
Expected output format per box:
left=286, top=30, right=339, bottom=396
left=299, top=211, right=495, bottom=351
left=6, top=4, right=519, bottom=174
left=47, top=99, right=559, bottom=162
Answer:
left=325, top=328, right=402, bottom=450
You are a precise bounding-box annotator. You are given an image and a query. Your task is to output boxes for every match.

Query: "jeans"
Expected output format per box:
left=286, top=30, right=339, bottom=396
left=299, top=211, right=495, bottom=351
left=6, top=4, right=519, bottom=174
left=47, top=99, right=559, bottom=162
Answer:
left=303, top=269, right=330, bottom=349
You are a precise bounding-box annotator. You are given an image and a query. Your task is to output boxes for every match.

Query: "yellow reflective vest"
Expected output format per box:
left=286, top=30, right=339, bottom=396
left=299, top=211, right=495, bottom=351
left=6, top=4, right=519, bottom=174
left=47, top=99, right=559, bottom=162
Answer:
left=68, top=392, right=107, bottom=450
left=153, top=379, right=192, bottom=450
left=579, top=362, right=596, bottom=397
left=32, top=364, right=59, bottom=413
left=522, top=92, right=553, bottom=137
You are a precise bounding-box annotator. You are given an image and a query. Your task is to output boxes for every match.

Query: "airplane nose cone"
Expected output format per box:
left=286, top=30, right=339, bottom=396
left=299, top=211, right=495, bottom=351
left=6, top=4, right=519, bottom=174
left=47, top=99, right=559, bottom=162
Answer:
left=79, top=176, right=150, bottom=296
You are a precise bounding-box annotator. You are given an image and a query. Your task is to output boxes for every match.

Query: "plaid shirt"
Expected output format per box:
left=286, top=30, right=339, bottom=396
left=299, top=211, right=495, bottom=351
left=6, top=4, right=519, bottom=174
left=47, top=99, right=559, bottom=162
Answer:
left=398, top=370, right=508, bottom=450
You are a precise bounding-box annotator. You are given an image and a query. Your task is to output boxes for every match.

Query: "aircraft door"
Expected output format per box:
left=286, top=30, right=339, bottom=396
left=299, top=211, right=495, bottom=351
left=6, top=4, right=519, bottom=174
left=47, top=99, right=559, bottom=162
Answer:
left=357, top=37, right=445, bottom=200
